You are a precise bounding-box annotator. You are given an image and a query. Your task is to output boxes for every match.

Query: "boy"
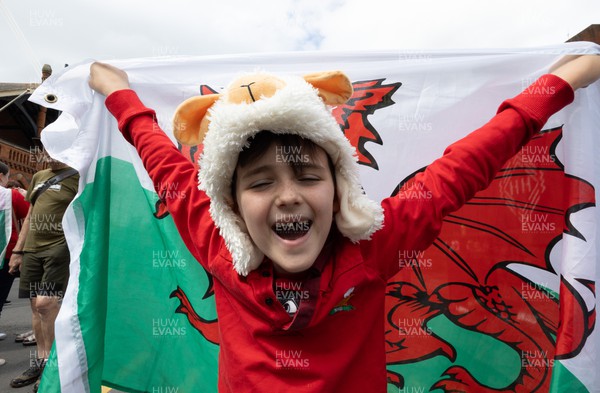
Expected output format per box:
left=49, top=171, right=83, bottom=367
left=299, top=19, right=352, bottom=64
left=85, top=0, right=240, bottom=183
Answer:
left=89, top=55, right=600, bottom=392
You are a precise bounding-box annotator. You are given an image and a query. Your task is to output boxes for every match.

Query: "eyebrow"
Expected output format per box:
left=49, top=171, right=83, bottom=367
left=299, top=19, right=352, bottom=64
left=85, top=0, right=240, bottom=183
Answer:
left=239, top=164, right=274, bottom=179
left=239, top=162, right=328, bottom=180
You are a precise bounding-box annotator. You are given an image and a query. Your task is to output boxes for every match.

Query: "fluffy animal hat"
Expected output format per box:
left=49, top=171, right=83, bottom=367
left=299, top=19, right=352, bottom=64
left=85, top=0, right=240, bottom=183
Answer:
left=173, top=71, right=384, bottom=276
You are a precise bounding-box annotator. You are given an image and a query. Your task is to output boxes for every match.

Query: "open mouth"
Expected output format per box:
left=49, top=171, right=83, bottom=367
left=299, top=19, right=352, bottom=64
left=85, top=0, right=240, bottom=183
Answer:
left=272, top=220, right=312, bottom=240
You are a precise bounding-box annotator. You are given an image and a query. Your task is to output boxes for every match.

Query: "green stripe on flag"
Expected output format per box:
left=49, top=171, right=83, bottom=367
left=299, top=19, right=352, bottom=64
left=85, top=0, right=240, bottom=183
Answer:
left=41, top=157, right=219, bottom=393
left=386, top=314, right=521, bottom=392
left=0, top=185, right=11, bottom=268
left=549, top=359, right=589, bottom=393
left=0, top=210, right=7, bottom=269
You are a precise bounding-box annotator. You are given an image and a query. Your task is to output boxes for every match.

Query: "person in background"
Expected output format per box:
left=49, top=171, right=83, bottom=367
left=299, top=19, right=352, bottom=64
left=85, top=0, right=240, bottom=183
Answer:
left=6, top=179, right=35, bottom=346
left=8, top=154, right=78, bottom=392
left=0, top=162, right=30, bottom=365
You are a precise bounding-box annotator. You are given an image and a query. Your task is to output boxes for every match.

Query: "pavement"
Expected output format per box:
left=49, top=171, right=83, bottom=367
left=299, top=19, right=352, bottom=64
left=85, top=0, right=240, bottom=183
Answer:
left=0, top=279, right=123, bottom=393
left=0, top=277, right=37, bottom=392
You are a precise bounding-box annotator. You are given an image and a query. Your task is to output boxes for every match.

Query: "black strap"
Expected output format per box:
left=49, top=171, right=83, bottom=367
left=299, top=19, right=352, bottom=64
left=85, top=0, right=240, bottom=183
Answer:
left=30, top=168, right=78, bottom=206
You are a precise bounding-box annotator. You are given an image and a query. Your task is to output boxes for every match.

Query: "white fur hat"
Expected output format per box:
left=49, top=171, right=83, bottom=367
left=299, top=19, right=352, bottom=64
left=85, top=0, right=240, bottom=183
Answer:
left=173, top=71, right=384, bottom=276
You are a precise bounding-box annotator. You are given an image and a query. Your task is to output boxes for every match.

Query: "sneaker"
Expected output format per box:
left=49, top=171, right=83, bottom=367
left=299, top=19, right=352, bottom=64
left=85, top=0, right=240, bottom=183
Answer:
left=0, top=358, right=6, bottom=366
left=32, top=359, right=47, bottom=393
left=10, top=364, right=42, bottom=388
left=0, top=332, right=6, bottom=340
left=15, top=330, right=34, bottom=342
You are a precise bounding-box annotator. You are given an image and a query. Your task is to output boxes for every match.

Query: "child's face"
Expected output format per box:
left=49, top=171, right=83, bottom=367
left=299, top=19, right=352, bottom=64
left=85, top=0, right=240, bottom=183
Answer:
left=234, top=142, right=339, bottom=274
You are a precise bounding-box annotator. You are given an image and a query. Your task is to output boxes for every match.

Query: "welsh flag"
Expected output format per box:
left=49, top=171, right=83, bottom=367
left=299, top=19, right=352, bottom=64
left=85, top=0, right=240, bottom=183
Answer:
left=30, top=43, right=600, bottom=392
left=0, top=186, right=12, bottom=266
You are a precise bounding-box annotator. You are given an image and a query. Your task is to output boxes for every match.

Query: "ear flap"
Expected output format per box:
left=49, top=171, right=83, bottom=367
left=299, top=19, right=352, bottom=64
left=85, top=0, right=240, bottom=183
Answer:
left=173, top=94, right=220, bottom=146
left=303, top=71, right=353, bottom=105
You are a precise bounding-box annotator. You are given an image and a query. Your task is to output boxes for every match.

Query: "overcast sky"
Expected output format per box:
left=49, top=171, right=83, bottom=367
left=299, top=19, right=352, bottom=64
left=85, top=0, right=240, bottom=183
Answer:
left=1, top=0, right=598, bottom=83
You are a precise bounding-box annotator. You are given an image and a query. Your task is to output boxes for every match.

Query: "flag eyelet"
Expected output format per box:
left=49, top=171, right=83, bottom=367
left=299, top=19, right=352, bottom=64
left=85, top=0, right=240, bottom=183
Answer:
left=44, top=94, right=58, bottom=103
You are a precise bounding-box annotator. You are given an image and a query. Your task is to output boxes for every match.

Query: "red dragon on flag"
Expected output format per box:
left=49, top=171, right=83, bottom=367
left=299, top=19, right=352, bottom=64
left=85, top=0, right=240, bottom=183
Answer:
left=384, top=127, right=595, bottom=392
left=169, top=79, right=595, bottom=392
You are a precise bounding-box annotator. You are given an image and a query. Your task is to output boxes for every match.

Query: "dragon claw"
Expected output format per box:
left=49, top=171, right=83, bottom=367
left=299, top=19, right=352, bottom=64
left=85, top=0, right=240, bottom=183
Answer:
left=433, top=366, right=498, bottom=393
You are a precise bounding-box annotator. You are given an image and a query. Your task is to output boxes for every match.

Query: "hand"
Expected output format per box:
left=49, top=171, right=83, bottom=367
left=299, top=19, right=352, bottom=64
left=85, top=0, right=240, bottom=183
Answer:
left=8, top=254, right=22, bottom=275
left=89, top=62, right=131, bottom=96
left=550, top=55, right=600, bottom=91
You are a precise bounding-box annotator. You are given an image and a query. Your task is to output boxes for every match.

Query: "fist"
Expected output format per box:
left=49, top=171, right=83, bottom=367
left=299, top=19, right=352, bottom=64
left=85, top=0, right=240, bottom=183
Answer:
left=89, top=62, right=131, bottom=96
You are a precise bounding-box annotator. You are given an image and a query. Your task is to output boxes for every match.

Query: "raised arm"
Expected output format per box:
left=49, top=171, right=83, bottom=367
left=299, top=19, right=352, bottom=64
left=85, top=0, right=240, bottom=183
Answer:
left=89, top=62, right=220, bottom=267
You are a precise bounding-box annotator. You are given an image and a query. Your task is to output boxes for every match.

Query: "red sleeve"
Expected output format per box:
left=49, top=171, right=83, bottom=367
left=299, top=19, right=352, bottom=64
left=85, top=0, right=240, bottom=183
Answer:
left=11, top=189, right=29, bottom=220
left=105, top=89, right=222, bottom=269
left=363, top=74, right=574, bottom=280
left=7, top=188, right=30, bottom=256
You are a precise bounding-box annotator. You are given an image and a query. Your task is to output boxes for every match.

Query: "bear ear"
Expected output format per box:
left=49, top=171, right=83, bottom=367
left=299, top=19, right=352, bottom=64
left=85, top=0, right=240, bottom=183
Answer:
left=173, top=94, right=220, bottom=146
left=303, top=71, right=353, bottom=105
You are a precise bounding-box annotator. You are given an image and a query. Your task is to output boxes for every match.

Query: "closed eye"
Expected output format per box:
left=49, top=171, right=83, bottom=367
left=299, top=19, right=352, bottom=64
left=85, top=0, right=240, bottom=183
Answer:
left=249, top=180, right=273, bottom=189
left=298, top=175, right=321, bottom=182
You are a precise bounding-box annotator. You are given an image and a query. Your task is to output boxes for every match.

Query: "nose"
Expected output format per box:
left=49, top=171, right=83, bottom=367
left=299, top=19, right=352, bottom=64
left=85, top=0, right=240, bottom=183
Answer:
left=276, top=181, right=301, bottom=207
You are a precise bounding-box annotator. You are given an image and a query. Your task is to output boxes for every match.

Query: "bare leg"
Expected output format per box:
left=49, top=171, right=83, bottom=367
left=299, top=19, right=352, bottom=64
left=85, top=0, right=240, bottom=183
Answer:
left=33, top=295, right=61, bottom=360
left=30, top=299, right=44, bottom=360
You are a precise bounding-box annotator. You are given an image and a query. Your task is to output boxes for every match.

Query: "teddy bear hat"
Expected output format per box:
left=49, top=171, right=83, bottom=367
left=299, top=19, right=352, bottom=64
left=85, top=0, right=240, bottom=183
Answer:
left=173, top=71, right=384, bottom=276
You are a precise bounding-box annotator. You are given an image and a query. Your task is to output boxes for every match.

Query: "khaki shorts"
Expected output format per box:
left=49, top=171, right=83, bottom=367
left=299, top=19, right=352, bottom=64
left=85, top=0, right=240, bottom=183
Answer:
left=19, top=241, right=70, bottom=299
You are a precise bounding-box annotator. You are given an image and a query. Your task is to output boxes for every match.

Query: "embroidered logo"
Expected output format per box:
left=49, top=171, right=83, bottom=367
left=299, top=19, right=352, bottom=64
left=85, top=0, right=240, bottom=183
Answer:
left=329, top=287, right=355, bottom=315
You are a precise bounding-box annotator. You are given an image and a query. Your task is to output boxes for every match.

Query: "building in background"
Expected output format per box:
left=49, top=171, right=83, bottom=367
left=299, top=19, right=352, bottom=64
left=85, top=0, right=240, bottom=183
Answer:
left=568, top=24, right=600, bottom=44
left=0, top=64, right=57, bottom=188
